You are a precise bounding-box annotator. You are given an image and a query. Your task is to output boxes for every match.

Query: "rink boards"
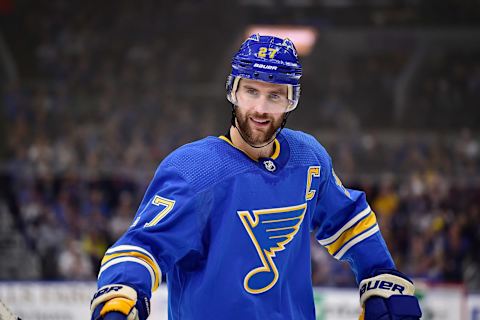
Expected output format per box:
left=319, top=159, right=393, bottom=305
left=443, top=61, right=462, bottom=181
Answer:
left=0, top=282, right=478, bottom=320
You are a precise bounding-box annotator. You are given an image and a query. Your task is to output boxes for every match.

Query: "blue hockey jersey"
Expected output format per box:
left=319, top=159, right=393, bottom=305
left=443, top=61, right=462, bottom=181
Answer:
left=97, top=128, right=395, bottom=319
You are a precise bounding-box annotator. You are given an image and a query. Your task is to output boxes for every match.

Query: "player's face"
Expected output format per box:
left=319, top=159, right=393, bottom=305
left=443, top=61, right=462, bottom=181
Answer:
left=235, top=79, right=290, bottom=146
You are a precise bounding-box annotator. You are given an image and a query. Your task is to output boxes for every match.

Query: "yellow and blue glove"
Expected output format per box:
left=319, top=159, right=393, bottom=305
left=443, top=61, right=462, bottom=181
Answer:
left=359, top=269, right=422, bottom=320
left=90, top=284, right=150, bottom=320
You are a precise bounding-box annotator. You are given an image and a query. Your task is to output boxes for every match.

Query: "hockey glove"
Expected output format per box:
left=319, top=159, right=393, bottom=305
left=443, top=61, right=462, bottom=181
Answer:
left=359, top=270, right=422, bottom=320
left=90, top=284, right=150, bottom=320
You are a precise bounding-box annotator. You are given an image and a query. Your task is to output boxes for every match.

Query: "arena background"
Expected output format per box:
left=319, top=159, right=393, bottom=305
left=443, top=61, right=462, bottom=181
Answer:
left=0, top=0, right=479, bottom=319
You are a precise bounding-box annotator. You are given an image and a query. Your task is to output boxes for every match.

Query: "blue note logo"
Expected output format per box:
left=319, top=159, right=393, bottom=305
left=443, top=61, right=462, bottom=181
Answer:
left=238, top=203, right=307, bottom=294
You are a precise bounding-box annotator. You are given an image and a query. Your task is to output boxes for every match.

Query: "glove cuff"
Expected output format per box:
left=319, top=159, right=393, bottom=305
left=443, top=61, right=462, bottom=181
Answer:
left=100, top=298, right=136, bottom=318
left=359, top=272, right=415, bottom=306
left=90, top=284, right=137, bottom=315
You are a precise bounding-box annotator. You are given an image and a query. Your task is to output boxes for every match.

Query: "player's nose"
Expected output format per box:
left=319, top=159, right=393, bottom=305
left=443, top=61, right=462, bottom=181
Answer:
left=252, top=95, right=271, bottom=113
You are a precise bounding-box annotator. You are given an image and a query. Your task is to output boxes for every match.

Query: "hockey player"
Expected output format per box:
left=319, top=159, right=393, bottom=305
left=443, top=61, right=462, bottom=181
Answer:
left=90, top=34, right=422, bottom=320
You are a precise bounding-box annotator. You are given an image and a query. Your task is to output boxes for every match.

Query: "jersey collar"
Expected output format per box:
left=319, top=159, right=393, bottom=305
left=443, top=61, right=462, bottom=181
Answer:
left=218, top=131, right=290, bottom=173
left=218, top=135, right=280, bottom=161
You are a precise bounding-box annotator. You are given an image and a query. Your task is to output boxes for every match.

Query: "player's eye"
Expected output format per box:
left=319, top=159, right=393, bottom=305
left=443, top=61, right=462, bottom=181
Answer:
left=246, top=88, right=258, bottom=96
left=269, top=93, right=280, bottom=101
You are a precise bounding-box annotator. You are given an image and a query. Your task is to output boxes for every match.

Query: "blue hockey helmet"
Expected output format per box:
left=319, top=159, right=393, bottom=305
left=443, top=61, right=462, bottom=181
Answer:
left=226, top=34, right=302, bottom=112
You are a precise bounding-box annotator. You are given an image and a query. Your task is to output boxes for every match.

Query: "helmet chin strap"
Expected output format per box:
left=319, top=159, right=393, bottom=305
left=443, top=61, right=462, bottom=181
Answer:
left=231, top=105, right=290, bottom=149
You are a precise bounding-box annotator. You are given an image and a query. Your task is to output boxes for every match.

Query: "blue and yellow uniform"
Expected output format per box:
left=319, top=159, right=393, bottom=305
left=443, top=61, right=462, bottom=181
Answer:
left=96, top=128, right=395, bottom=319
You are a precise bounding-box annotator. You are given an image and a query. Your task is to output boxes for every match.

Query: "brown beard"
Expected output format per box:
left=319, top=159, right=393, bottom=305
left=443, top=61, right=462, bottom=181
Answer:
left=235, top=108, right=284, bottom=146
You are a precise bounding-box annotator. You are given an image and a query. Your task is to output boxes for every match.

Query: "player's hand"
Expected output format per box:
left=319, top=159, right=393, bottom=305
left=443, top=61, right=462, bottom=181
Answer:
left=90, top=284, right=150, bottom=320
left=359, top=270, right=422, bottom=320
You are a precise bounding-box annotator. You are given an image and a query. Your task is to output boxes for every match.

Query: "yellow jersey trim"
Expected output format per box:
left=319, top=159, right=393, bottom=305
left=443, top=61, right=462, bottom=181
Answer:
left=101, top=251, right=161, bottom=290
left=324, top=211, right=377, bottom=256
left=271, top=139, right=280, bottom=160
left=218, top=135, right=281, bottom=161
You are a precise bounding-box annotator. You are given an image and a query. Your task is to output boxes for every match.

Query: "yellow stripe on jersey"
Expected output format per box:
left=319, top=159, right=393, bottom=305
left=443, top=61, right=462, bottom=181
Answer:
left=102, top=251, right=161, bottom=290
left=218, top=135, right=281, bottom=161
left=317, top=206, right=371, bottom=246
left=219, top=136, right=256, bottom=161
left=219, top=135, right=234, bottom=147
left=324, top=211, right=377, bottom=256
left=271, top=139, right=280, bottom=160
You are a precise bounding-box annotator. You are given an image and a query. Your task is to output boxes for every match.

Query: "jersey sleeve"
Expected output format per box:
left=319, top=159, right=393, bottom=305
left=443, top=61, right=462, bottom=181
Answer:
left=311, top=153, right=395, bottom=283
left=96, top=163, right=211, bottom=299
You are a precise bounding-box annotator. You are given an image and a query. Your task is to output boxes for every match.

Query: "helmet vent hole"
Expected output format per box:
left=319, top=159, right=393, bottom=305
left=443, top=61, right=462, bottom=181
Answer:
left=254, top=72, right=259, bottom=77
left=268, top=74, right=273, bottom=79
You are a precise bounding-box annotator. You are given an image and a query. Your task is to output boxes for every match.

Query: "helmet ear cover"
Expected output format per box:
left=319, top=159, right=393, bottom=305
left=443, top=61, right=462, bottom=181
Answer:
left=226, top=74, right=240, bottom=105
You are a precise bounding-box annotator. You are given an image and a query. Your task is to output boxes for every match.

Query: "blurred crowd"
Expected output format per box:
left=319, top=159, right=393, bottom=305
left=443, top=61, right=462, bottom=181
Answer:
left=1, top=0, right=479, bottom=292
left=311, top=149, right=480, bottom=290
left=408, top=50, right=480, bottom=129
left=308, top=49, right=480, bottom=131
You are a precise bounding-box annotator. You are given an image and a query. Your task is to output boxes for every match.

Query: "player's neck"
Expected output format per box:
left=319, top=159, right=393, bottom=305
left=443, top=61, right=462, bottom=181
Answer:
left=229, top=126, right=275, bottom=161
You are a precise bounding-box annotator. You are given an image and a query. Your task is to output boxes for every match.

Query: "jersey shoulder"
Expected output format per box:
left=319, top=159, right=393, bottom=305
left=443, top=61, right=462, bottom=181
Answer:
left=159, top=136, right=254, bottom=193
left=281, top=128, right=331, bottom=167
